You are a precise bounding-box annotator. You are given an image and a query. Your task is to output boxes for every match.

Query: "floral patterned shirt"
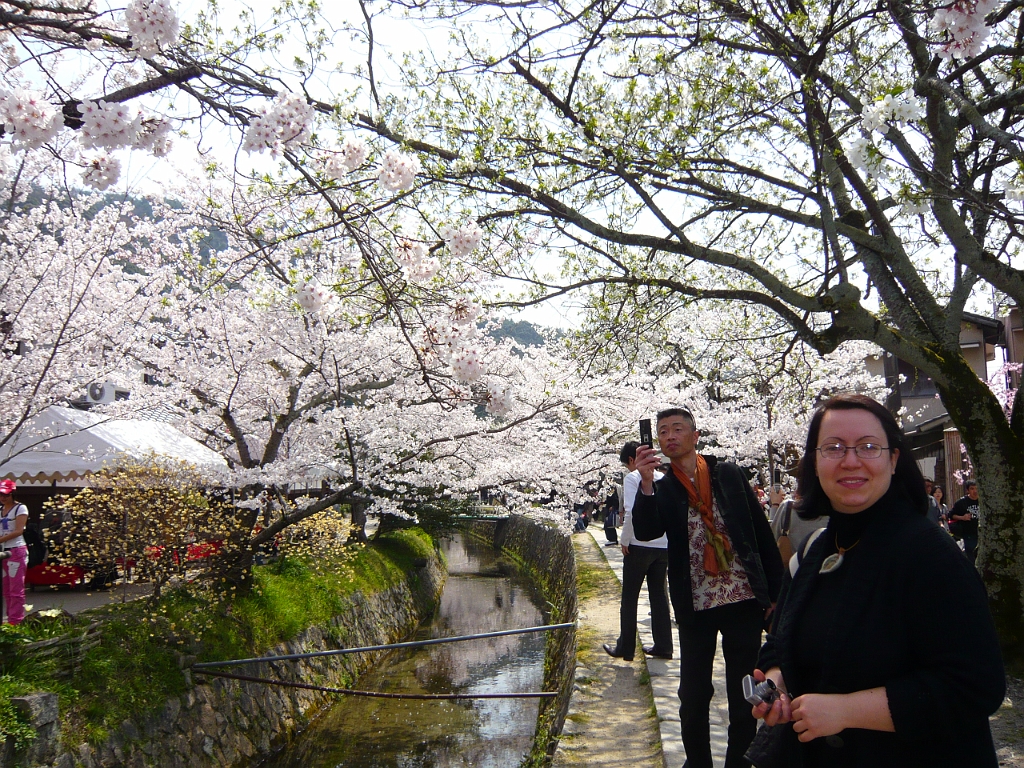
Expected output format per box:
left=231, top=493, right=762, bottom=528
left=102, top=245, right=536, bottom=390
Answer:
left=688, top=495, right=755, bottom=610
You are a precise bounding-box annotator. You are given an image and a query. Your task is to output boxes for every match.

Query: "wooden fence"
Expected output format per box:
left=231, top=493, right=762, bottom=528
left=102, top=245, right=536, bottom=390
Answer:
left=22, top=621, right=102, bottom=678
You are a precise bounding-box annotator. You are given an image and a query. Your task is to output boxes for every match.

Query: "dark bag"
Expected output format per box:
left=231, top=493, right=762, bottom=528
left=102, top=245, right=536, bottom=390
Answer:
left=948, top=520, right=964, bottom=541
left=775, top=500, right=794, bottom=564
left=744, top=722, right=790, bottom=768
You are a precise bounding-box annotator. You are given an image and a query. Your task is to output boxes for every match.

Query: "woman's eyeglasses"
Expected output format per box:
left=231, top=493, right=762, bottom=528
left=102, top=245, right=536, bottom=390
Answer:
left=816, top=443, right=889, bottom=460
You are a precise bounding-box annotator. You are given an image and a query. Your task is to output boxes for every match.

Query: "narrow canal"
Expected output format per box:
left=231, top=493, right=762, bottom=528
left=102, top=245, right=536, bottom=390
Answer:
left=260, top=533, right=549, bottom=767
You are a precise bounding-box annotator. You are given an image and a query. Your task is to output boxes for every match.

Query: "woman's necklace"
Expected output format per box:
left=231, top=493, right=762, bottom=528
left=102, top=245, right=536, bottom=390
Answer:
left=819, top=533, right=860, bottom=574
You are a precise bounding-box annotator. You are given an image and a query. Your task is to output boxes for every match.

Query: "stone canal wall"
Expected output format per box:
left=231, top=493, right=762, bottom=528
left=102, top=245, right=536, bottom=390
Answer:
left=28, top=552, right=445, bottom=768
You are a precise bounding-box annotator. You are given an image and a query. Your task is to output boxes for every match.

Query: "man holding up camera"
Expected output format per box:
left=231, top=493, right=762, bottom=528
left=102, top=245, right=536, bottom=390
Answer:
left=632, top=408, right=784, bottom=768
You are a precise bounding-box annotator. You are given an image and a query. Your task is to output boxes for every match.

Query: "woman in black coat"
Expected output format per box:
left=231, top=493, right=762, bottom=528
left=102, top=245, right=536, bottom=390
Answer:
left=748, top=394, right=1005, bottom=768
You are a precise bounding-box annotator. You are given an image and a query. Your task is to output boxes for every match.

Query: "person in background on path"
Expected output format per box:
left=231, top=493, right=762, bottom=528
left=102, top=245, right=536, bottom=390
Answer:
left=949, top=480, right=981, bottom=564
left=603, top=441, right=673, bottom=662
left=573, top=484, right=599, bottom=533
left=769, top=490, right=825, bottom=567
left=924, top=478, right=943, bottom=527
left=603, top=487, right=620, bottom=547
left=754, top=482, right=770, bottom=516
left=633, top=408, right=784, bottom=768
left=572, top=500, right=589, bottom=533
left=748, top=394, right=1003, bottom=768
left=0, top=479, right=29, bottom=625
left=932, top=485, right=949, bottom=530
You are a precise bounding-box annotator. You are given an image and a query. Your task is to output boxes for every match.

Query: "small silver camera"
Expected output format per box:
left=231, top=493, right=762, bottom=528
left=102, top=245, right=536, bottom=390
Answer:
left=742, top=675, right=780, bottom=707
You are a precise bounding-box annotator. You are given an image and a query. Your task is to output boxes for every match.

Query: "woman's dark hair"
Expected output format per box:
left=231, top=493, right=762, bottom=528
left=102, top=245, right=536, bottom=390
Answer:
left=796, top=393, right=928, bottom=518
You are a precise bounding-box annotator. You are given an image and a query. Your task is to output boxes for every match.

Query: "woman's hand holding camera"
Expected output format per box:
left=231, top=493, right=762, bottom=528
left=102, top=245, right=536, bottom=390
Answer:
left=750, top=668, right=792, bottom=726
left=751, top=668, right=894, bottom=741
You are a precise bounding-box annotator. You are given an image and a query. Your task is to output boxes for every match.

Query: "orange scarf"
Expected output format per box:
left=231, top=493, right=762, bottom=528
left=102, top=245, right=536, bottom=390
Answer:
left=672, top=456, right=733, bottom=576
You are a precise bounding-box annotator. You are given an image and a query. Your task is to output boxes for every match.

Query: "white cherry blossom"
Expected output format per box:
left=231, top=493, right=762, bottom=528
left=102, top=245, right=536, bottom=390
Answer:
left=133, top=118, right=173, bottom=156
left=323, top=139, right=370, bottom=180
left=485, top=382, right=513, bottom=416
left=450, top=296, right=481, bottom=326
left=295, top=280, right=330, bottom=313
left=450, top=344, right=484, bottom=382
left=0, top=89, right=63, bottom=150
left=444, top=222, right=483, bottom=258
left=861, top=92, right=923, bottom=133
left=393, top=239, right=428, bottom=269
left=378, top=150, right=421, bottom=191
left=80, top=100, right=143, bottom=150
left=338, top=138, right=369, bottom=173
left=405, top=256, right=440, bottom=282
left=931, top=0, right=999, bottom=59
left=125, top=0, right=180, bottom=58
left=81, top=154, right=121, bottom=190
left=846, top=135, right=881, bottom=175
left=242, top=92, right=315, bottom=155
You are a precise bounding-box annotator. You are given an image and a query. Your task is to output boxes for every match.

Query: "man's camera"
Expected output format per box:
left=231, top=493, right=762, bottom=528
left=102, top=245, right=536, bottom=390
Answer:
left=639, top=418, right=653, bottom=449
left=742, top=675, right=781, bottom=707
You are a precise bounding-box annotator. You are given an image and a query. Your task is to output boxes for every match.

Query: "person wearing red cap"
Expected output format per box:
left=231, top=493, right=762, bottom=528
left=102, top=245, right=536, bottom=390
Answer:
left=0, top=479, right=29, bottom=624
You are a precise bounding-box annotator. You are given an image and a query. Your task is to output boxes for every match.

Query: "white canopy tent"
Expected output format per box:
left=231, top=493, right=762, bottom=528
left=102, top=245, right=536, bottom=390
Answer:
left=0, top=406, right=228, bottom=484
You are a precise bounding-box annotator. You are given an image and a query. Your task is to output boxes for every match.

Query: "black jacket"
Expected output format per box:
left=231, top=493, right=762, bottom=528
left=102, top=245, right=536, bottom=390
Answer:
left=756, top=489, right=1005, bottom=768
left=632, top=455, right=784, bottom=625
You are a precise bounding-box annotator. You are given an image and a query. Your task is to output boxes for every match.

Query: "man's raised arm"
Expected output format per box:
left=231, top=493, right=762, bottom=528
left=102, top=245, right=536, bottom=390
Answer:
left=631, top=445, right=665, bottom=541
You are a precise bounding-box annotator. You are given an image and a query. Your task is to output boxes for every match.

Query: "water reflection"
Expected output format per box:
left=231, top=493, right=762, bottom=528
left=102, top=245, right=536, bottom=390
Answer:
left=260, top=534, right=547, bottom=768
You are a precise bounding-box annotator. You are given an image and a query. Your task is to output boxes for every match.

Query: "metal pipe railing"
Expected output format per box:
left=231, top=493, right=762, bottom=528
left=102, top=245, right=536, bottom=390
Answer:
left=191, top=621, right=576, bottom=669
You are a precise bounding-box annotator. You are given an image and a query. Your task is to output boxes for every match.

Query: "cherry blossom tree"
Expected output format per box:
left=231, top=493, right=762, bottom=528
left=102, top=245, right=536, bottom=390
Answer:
left=0, top=0, right=589, bottom=583
left=560, top=299, right=887, bottom=487
left=0, top=152, right=195, bottom=464
left=1, top=0, right=586, bottom=586
left=0, top=163, right=604, bottom=592
left=338, top=0, right=1024, bottom=665
left=107, top=214, right=602, bottom=584
left=9, top=0, right=1024, bottom=659
left=642, top=303, right=888, bottom=479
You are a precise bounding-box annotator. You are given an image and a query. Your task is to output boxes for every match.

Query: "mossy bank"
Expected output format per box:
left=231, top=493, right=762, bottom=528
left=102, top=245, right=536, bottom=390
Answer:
left=4, top=529, right=445, bottom=768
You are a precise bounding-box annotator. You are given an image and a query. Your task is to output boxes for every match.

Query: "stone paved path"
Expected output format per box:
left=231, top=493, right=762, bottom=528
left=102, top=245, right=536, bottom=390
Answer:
left=552, top=531, right=663, bottom=767
left=585, top=525, right=731, bottom=768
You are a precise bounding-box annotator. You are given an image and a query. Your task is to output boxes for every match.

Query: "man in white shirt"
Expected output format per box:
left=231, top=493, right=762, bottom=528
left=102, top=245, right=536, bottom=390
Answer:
left=603, top=441, right=673, bottom=662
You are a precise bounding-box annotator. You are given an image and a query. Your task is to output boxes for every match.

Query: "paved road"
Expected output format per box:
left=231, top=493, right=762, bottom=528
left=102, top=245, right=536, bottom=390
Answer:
left=24, top=582, right=153, bottom=616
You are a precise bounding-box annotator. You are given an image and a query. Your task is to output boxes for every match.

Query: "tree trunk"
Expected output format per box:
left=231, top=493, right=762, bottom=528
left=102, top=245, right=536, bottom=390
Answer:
left=348, top=500, right=367, bottom=544
left=219, top=543, right=256, bottom=595
left=938, top=366, right=1024, bottom=673
left=213, top=506, right=259, bottom=596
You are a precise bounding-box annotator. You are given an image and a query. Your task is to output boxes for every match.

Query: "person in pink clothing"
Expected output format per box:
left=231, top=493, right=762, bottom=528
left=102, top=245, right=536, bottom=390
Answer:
left=0, top=479, right=29, bottom=624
